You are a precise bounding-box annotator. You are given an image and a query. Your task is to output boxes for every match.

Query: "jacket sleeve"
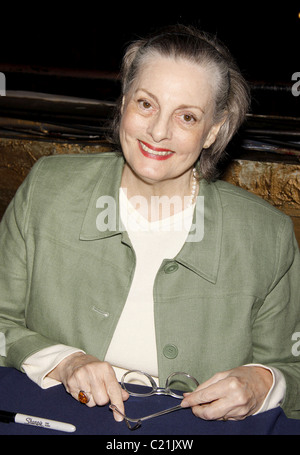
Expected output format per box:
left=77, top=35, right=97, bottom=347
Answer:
left=0, top=158, right=60, bottom=370
left=251, top=216, right=300, bottom=419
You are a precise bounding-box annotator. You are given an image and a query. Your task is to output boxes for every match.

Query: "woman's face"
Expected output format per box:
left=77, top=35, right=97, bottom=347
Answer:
left=120, top=55, right=222, bottom=187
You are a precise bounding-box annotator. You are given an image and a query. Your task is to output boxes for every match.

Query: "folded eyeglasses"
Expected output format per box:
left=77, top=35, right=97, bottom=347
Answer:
left=109, top=369, right=199, bottom=430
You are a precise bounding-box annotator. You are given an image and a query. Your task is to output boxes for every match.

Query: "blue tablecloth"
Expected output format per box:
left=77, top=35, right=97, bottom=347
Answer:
left=0, top=366, right=300, bottom=437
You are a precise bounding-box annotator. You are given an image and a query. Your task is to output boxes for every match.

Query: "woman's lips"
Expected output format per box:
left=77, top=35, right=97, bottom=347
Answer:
left=138, top=140, right=174, bottom=161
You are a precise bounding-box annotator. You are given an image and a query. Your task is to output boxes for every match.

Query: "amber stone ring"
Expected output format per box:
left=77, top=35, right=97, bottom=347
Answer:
left=78, top=390, right=90, bottom=404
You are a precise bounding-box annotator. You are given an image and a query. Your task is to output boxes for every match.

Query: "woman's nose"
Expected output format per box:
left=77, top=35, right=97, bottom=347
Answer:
left=147, top=112, right=172, bottom=143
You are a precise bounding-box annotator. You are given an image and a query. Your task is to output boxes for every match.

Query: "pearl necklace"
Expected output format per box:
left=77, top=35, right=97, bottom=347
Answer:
left=188, top=168, right=199, bottom=208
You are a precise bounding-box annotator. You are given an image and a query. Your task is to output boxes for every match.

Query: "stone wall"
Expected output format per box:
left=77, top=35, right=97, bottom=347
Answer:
left=223, top=159, right=300, bottom=246
left=0, top=137, right=299, bottom=247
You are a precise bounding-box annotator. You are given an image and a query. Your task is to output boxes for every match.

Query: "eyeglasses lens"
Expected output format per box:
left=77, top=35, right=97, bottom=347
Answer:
left=123, top=370, right=154, bottom=395
left=167, top=373, right=199, bottom=396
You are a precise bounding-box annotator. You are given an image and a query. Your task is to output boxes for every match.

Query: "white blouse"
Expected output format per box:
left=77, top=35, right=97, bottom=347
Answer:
left=105, top=188, right=195, bottom=381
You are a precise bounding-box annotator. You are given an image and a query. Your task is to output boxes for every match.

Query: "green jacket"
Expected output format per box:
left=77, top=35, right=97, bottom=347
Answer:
left=0, top=152, right=300, bottom=418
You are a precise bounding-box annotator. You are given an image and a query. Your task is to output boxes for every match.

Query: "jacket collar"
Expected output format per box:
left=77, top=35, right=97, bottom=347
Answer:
left=80, top=155, right=222, bottom=283
left=79, top=153, right=125, bottom=241
left=175, top=179, right=222, bottom=284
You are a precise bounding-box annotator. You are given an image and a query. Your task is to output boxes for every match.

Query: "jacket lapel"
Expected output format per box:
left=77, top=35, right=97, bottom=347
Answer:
left=175, top=180, right=222, bottom=284
left=79, top=153, right=125, bottom=241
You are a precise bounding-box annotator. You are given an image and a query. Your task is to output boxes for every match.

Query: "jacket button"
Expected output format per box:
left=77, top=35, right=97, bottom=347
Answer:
left=164, top=262, right=179, bottom=274
left=163, top=344, right=178, bottom=359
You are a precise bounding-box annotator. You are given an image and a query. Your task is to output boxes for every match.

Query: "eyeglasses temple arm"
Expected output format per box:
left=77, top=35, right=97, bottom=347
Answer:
left=110, top=403, right=183, bottom=426
left=139, top=404, right=183, bottom=421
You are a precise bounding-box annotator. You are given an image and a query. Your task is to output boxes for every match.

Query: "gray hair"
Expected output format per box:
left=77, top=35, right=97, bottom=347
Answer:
left=109, top=24, right=250, bottom=181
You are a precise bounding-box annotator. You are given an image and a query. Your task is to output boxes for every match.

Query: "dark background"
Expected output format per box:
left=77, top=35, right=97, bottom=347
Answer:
left=0, top=3, right=298, bottom=121
left=0, top=4, right=299, bottom=86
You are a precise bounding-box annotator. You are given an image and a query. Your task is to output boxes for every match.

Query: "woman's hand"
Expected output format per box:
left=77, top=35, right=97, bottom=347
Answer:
left=181, top=366, right=273, bottom=421
left=47, top=352, right=129, bottom=421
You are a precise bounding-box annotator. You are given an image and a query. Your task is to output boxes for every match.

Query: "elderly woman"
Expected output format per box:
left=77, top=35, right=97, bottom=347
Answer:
left=0, top=25, right=299, bottom=423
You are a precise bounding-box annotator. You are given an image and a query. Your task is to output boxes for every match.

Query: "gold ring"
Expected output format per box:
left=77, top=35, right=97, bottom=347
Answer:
left=78, top=390, right=90, bottom=404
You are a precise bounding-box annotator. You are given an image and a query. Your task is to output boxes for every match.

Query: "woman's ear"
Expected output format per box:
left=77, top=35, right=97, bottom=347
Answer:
left=203, top=117, right=227, bottom=149
left=120, top=96, right=126, bottom=115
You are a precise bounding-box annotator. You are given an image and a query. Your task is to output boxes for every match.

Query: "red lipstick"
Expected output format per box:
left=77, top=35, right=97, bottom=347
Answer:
left=138, top=141, right=174, bottom=161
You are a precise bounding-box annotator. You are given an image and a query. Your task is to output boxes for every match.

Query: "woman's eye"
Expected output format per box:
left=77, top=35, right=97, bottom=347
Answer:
left=138, top=99, right=152, bottom=110
left=182, top=114, right=196, bottom=123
